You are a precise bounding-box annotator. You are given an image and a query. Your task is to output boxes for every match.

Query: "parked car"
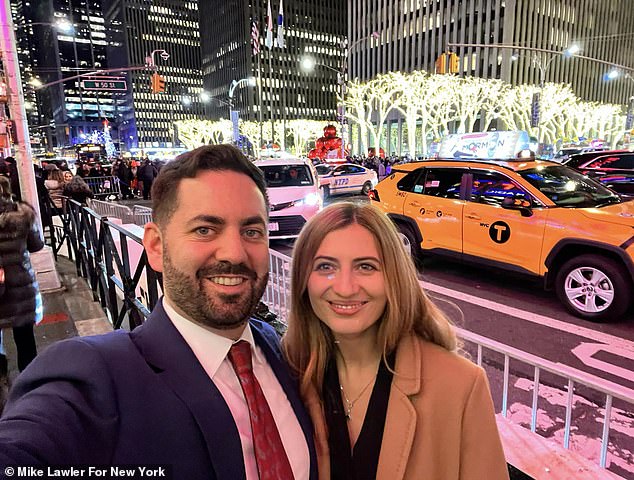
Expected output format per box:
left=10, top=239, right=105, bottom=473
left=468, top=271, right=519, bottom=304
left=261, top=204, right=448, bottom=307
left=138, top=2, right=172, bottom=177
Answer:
left=316, top=163, right=378, bottom=197
left=563, top=151, right=634, bottom=198
left=254, top=157, right=322, bottom=239
left=369, top=157, right=634, bottom=322
left=553, top=146, right=607, bottom=163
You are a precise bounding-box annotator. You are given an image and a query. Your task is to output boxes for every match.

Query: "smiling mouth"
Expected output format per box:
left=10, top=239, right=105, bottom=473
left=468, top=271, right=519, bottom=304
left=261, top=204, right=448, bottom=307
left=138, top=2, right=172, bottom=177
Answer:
left=208, top=276, right=246, bottom=286
left=328, top=301, right=368, bottom=310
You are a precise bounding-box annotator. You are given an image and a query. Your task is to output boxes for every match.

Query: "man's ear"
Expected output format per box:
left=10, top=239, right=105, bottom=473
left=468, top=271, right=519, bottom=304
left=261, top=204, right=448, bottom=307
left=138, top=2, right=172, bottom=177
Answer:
left=143, top=222, right=164, bottom=272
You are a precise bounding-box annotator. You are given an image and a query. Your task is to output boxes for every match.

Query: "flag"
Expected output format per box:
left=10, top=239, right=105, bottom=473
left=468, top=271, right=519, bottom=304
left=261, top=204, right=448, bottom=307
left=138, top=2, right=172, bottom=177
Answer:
left=276, top=0, right=285, bottom=48
left=265, top=0, right=273, bottom=49
left=251, top=21, right=260, bottom=56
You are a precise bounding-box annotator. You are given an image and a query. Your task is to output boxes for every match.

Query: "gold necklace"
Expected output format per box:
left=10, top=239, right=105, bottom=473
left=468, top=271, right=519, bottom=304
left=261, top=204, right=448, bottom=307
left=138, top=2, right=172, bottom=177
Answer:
left=340, top=375, right=377, bottom=421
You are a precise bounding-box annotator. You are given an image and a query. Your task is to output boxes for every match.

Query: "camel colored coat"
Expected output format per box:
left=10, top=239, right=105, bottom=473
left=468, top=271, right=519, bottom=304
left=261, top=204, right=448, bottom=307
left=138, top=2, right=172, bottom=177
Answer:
left=304, top=335, right=510, bottom=480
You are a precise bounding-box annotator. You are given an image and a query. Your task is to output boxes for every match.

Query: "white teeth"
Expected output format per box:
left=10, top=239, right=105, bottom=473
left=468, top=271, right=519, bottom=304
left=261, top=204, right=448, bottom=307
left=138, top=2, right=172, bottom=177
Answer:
left=332, top=303, right=363, bottom=310
left=210, top=277, right=244, bottom=286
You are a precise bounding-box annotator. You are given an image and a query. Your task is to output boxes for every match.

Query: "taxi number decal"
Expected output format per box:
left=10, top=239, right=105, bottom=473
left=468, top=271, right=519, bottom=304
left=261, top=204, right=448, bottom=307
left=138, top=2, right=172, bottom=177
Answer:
left=488, top=221, right=511, bottom=244
left=397, top=191, right=407, bottom=197
left=334, top=178, right=349, bottom=186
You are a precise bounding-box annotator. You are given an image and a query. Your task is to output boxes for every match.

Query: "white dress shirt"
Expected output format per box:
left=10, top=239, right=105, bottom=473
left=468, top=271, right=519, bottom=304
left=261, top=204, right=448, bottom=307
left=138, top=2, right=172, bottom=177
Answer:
left=163, top=297, right=309, bottom=480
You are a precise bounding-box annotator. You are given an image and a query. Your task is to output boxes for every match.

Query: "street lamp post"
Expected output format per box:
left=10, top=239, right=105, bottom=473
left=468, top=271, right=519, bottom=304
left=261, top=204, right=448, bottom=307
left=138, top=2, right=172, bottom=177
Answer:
left=228, top=77, right=256, bottom=143
left=301, top=32, right=379, bottom=159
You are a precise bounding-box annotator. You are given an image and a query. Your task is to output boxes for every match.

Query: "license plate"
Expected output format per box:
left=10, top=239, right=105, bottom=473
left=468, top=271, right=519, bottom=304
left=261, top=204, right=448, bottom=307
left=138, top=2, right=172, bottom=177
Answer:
left=268, top=222, right=279, bottom=232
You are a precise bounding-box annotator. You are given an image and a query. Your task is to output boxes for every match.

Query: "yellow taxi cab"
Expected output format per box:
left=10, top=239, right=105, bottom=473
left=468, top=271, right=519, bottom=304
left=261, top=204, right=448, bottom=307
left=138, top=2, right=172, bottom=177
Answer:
left=369, top=132, right=634, bottom=321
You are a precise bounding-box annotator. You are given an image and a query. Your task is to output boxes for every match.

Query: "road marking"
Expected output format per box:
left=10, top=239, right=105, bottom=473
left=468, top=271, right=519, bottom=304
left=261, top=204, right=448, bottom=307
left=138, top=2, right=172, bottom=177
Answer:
left=420, top=280, right=634, bottom=353
left=571, top=343, right=634, bottom=383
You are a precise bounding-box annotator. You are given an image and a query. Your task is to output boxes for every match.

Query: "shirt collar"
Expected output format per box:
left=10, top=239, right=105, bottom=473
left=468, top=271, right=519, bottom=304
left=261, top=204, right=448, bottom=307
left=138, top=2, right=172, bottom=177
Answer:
left=162, top=296, right=265, bottom=378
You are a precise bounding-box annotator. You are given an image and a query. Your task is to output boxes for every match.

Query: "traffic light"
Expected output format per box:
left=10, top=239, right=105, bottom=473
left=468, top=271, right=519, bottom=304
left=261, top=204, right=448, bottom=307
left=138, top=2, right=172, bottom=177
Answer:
left=435, top=54, right=447, bottom=74
left=151, top=73, right=166, bottom=94
left=449, top=53, right=459, bottom=74
left=530, top=92, right=541, bottom=128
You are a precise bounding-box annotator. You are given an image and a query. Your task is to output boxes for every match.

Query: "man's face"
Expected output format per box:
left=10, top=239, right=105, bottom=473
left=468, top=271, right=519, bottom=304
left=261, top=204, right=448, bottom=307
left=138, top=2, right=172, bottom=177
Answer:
left=144, top=170, right=270, bottom=336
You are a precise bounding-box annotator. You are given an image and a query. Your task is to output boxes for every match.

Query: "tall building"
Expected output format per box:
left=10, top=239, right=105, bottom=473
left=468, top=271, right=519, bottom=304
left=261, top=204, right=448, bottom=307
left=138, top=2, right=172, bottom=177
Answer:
left=13, top=0, right=121, bottom=150
left=199, top=0, right=347, bottom=143
left=104, top=0, right=205, bottom=150
left=349, top=0, right=634, bottom=105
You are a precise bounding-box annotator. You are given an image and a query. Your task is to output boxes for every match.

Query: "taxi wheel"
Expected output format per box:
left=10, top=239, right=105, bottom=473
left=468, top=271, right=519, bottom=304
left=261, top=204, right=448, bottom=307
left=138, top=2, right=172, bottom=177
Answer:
left=555, top=254, right=631, bottom=322
left=398, top=223, right=422, bottom=263
left=361, top=181, right=372, bottom=195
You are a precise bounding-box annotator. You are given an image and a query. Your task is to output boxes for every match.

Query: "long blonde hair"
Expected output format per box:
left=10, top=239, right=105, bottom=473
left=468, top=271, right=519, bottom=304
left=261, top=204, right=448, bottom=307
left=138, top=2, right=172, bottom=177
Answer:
left=282, top=202, right=457, bottom=396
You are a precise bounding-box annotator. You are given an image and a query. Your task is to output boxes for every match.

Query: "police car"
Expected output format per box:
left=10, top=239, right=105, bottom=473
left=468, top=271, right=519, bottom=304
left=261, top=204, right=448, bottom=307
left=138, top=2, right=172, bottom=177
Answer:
left=315, top=163, right=378, bottom=197
left=370, top=131, right=634, bottom=322
left=254, top=157, right=322, bottom=239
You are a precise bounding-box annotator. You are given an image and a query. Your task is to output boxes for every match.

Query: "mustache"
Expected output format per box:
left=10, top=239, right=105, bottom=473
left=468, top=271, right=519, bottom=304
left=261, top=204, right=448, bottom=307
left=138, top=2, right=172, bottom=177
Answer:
left=196, top=262, right=257, bottom=280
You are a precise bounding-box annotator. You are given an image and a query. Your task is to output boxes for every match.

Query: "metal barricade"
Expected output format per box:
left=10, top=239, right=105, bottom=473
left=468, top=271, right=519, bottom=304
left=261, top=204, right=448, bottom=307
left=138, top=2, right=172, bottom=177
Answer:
left=132, top=205, right=153, bottom=226
left=83, top=176, right=121, bottom=199
left=87, top=199, right=135, bottom=224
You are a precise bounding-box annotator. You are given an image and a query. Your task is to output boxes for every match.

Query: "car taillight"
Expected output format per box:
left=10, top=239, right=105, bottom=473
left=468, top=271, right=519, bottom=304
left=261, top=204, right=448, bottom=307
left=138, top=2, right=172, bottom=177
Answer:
left=368, top=189, right=380, bottom=201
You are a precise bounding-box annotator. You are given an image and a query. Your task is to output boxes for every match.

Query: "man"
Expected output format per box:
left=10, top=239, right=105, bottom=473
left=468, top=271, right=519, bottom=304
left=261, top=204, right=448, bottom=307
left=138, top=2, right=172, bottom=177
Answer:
left=0, top=145, right=317, bottom=479
left=138, top=158, right=159, bottom=199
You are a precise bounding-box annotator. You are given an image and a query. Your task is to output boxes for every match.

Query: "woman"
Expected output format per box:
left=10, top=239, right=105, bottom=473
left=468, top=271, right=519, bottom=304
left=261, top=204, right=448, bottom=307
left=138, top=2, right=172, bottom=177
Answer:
left=0, top=176, right=44, bottom=373
left=44, top=167, right=66, bottom=211
left=283, top=202, right=508, bottom=480
left=63, top=175, right=94, bottom=205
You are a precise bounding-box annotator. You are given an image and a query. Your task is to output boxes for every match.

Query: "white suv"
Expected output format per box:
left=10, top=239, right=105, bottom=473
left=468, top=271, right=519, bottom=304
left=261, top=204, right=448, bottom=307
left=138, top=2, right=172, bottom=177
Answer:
left=254, top=157, right=323, bottom=239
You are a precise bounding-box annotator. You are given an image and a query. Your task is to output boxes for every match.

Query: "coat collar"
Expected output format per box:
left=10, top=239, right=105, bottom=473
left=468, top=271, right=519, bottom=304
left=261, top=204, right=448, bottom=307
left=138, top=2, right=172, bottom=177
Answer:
left=306, top=335, right=423, bottom=480
left=131, top=301, right=246, bottom=479
left=376, top=335, right=422, bottom=480
left=131, top=301, right=317, bottom=480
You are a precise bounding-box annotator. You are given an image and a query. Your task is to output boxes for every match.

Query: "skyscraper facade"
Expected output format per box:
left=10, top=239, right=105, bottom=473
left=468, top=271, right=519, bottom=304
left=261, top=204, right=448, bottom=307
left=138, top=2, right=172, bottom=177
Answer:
left=13, top=0, right=120, bottom=149
left=104, top=0, right=205, bottom=149
left=199, top=0, right=346, bottom=145
left=349, top=0, right=634, bottom=105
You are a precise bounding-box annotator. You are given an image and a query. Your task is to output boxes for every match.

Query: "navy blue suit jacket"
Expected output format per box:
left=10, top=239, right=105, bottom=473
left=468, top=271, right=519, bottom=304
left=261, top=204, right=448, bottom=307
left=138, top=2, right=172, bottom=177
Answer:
left=0, top=302, right=317, bottom=479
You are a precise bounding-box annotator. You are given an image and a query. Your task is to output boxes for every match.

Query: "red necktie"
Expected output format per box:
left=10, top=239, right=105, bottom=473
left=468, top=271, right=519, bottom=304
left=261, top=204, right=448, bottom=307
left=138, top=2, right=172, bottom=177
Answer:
left=228, top=340, right=295, bottom=480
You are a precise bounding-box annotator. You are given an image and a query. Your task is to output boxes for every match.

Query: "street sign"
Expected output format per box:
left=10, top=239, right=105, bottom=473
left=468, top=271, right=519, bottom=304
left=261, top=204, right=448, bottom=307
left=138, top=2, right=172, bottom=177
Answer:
left=81, top=77, right=127, bottom=91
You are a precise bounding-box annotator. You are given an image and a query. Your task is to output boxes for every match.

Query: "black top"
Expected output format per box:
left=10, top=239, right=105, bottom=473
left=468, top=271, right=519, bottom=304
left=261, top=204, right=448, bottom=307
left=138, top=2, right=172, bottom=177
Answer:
left=323, top=351, right=396, bottom=480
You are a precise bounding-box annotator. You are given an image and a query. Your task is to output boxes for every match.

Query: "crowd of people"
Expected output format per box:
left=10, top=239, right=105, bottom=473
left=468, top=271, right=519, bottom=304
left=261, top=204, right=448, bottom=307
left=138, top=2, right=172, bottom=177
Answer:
left=0, top=145, right=509, bottom=479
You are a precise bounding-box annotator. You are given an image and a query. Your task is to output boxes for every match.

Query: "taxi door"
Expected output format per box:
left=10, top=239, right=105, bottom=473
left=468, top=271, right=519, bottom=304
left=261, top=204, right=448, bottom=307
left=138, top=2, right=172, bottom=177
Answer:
left=402, top=167, right=465, bottom=254
left=462, top=169, right=548, bottom=275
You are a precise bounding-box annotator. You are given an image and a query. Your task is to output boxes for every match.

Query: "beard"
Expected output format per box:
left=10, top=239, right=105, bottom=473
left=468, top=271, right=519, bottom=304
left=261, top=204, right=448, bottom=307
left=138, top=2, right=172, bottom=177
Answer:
left=162, top=251, right=269, bottom=330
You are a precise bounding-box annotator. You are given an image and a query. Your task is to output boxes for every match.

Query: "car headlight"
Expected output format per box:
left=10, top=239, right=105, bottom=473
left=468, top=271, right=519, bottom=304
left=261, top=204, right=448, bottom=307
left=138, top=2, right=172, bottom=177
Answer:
left=294, top=193, right=321, bottom=207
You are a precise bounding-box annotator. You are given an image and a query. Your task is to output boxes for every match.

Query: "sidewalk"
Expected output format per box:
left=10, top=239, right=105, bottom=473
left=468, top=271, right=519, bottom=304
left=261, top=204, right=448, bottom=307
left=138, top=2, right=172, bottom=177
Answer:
left=1, top=258, right=112, bottom=392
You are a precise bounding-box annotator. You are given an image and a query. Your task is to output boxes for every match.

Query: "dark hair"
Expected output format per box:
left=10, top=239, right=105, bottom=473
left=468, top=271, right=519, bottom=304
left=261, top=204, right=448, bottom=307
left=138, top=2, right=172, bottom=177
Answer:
left=0, top=175, right=11, bottom=199
left=151, top=144, right=268, bottom=226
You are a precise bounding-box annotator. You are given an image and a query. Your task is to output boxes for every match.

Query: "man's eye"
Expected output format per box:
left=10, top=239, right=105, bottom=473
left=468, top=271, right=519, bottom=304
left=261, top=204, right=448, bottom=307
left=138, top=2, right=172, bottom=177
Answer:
left=195, top=227, right=211, bottom=235
left=244, top=229, right=264, bottom=239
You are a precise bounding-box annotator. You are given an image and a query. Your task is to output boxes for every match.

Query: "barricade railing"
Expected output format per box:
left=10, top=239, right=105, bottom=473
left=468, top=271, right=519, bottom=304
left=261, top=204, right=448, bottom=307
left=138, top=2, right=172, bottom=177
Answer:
left=88, top=198, right=135, bottom=223
left=132, top=205, right=153, bottom=226
left=46, top=201, right=630, bottom=478
left=82, top=176, right=121, bottom=199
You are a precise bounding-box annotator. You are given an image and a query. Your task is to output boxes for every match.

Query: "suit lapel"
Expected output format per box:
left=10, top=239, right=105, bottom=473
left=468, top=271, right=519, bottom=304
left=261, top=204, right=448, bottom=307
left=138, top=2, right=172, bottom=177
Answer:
left=376, top=336, right=422, bottom=480
left=131, top=302, right=246, bottom=480
left=251, top=321, right=319, bottom=480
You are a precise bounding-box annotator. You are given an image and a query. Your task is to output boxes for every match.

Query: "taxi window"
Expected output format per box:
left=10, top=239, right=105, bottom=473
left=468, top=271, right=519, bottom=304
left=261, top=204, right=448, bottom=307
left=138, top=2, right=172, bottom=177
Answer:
left=470, top=171, right=529, bottom=206
left=396, top=169, right=425, bottom=192
left=422, top=168, right=463, bottom=198
left=587, top=155, right=634, bottom=170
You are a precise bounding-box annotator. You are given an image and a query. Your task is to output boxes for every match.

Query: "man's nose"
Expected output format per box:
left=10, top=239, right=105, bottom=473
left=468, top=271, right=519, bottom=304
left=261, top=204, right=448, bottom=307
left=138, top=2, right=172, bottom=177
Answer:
left=331, top=268, right=360, bottom=297
left=215, top=229, right=249, bottom=264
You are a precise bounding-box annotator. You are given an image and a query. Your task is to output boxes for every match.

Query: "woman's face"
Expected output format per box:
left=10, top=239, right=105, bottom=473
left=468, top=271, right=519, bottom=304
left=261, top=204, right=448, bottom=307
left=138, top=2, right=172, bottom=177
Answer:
left=307, top=223, right=387, bottom=340
left=63, top=172, right=73, bottom=182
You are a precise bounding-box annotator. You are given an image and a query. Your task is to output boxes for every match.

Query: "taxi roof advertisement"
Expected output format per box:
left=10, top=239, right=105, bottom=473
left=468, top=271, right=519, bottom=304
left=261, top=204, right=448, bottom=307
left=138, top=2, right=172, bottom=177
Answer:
left=438, top=131, right=531, bottom=160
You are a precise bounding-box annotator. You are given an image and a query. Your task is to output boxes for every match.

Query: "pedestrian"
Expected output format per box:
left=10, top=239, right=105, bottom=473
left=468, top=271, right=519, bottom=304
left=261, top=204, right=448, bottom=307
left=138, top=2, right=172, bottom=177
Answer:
left=0, top=145, right=317, bottom=479
left=283, top=202, right=508, bottom=480
left=137, top=158, right=158, bottom=200
left=0, top=176, right=44, bottom=377
left=63, top=175, right=93, bottom=205
left=43, top=166, right=66, bottom=212
left=3, top=157, right=20, bottom=202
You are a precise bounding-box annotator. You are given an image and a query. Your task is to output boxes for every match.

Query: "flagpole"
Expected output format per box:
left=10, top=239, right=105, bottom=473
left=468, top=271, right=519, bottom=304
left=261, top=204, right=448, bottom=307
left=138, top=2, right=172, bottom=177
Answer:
left=257, top=52, right=263, bottom=155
